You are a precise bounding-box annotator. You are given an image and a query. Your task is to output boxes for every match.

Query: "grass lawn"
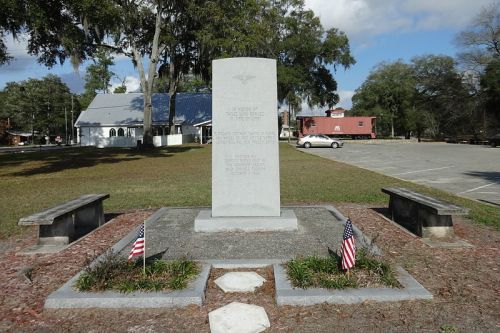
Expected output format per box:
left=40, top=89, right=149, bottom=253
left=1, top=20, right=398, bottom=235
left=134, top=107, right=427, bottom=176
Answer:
left=1, top=143, right=499, bottom=237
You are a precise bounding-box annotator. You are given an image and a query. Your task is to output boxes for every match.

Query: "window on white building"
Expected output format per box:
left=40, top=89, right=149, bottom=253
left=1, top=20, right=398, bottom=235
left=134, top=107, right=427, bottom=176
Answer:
left=109, top=128, right=116, bottom=137
left=154, top=127, right=165, bottom=136
left=117, top=128, right=125, bottom=136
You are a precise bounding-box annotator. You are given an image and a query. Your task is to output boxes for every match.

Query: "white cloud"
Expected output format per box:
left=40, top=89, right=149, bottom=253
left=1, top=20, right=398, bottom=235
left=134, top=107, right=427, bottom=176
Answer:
left=4, top=33, right=32, bottom=58
left=304, top=0, right=494, bottom=40
left=110, top=75, right=141, bottom=93
left=297, top=90, right=354, bottom=113
left=337, top=90, right=355, bottom=109
left=305, top=0, right=408, bottom=39
left=299, top=100, right=325, bottom=115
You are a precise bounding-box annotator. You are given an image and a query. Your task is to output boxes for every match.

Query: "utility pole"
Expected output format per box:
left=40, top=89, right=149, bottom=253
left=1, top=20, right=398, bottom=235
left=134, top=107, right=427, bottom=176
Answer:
left=32, top=112, right=34, bottom=145
left=46, top=85, right=51, bottom=145
left=65, top=106, right=68, bottom=144
left=46, top=101, right=50, bottom=145
left=28, top=92, right=34, bottom=145
left=71, top=95, right=74, bottom=144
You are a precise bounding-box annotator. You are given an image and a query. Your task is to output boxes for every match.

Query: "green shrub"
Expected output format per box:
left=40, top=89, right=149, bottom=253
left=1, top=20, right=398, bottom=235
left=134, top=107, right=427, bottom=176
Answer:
left=356, top=249, right=402, bottom=288
left=75, top=251, right=132, bottom=291
left=303, top=256, right=340, bottom=274
left=287, top=258, right=313, bottom=288
left=74, top=252, right=199, bottom=292
left=286, top=249, right=402, bottom=290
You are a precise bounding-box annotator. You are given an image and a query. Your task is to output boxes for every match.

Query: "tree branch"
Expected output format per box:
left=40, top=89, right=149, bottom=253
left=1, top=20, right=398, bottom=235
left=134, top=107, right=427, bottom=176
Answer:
left=146, top=1, right=163, bottom=94
left=96, top=43, right=133, bottom=57
left=132, top=45, right=148, bottom=94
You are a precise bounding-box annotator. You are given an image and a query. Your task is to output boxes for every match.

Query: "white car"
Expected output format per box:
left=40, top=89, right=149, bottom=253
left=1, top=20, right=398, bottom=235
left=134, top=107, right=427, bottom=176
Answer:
left=297, top=134, right=344, bottom=149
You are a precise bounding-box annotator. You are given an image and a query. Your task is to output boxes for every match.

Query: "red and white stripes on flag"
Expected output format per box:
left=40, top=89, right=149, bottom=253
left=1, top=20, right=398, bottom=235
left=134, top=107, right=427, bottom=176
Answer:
left=128, top=224, right=145, bottom=260
left=341, top=218, right=356, bottom=270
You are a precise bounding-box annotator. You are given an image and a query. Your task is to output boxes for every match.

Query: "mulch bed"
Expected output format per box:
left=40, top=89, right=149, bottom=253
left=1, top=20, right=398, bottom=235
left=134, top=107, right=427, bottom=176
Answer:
left=0, top=204, right=499, bottom=332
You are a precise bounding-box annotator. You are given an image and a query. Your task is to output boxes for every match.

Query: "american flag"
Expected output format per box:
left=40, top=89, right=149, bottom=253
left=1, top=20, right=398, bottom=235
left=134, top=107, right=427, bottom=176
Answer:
left=128, top=224, right=145, bottom=260
left=341, top=218, right=356, bottom=270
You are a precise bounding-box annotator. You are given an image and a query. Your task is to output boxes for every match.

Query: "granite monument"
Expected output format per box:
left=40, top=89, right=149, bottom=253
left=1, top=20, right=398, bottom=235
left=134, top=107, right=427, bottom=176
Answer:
left=194, top=57, right=297, bottom=231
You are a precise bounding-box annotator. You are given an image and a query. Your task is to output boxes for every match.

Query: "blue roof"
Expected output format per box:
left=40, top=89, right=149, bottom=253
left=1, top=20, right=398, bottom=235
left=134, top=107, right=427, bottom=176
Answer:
left=75, top=93, right=212, bottom=127
left=174, top=93, right=212, bottom=125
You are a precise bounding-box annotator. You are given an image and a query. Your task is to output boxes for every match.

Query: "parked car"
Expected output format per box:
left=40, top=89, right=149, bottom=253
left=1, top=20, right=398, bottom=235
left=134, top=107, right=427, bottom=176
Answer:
left=297, top=134, right=344, bottom=148
left=489, top=133, right=500, bottom=147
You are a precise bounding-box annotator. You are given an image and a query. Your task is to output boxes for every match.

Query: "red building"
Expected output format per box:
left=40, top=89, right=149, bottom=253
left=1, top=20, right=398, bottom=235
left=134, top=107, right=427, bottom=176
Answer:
left=297, top=108, right=376, bottom=139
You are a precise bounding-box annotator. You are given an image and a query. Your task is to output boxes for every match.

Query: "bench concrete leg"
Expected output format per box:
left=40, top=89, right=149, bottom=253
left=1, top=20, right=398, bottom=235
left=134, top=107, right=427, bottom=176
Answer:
left=39, top=215, right=74, bottom=245
left=389, top=196, right=454, bottom=238
left=74, top=202, right=105, bottom=239
left=389, top=196, right=422, bottom=236
left=418, top=210, right=454, bottom=238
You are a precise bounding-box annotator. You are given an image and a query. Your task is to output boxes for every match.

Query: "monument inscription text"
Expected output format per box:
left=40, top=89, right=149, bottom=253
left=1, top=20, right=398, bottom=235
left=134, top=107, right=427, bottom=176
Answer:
left=212, top=58, right=281, bottom=217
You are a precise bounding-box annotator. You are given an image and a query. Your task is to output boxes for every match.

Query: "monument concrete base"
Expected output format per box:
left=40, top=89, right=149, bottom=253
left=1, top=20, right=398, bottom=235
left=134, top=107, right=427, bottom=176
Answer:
left=194, top=209, right=298, bottom=232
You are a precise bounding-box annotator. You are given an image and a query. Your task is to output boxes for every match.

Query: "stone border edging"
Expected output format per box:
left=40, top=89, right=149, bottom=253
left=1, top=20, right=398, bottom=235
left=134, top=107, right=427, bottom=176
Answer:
left=44, top=265, right=211, bottom=308
left=44, top=206, right=432, bottom=309
left=323, top=205, right=381, bottom=255
left=207, top=259, right=284, bottom=268
left=274, top=205, right=432, bottom=305
left=45, top=207, right=210, bottom=309
left=274, top=264, right=433, bottom=305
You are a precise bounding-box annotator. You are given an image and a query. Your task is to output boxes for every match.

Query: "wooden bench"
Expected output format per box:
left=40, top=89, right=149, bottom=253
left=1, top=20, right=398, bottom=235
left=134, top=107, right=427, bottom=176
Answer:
left=381, top=187, right=469, bottom=238
left=19, top=194, right=110, bottom=246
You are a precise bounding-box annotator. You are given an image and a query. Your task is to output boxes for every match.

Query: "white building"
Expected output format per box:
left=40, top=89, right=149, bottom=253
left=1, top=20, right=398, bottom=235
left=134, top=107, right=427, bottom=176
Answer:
left=75, top=93, right=212, bottom=147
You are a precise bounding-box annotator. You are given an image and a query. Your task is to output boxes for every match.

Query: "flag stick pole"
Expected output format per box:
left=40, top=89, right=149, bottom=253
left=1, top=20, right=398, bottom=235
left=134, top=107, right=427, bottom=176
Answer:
left=143, top=220, right=146, bottom=276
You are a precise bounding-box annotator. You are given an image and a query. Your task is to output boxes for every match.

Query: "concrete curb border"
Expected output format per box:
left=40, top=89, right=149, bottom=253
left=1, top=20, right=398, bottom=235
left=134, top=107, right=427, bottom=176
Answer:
left=194, top=209, right=298, bottom=232
left=274, top=264, right=433, bottom=305
left=45, top=207, right=210, bottom=309
left=45, top=264, right=211, bottom=309
left=45, top=205, right=432, bottom=309
left=206, top=259, right=284, bottom=269
left=323, top=205, right=381, bottom=256
left=274, top=205, right=432, bottom=305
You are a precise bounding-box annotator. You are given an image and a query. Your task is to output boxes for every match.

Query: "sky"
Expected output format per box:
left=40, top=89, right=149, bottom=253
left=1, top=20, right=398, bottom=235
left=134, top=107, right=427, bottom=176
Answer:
left=0, top=0, right=496, bottom=109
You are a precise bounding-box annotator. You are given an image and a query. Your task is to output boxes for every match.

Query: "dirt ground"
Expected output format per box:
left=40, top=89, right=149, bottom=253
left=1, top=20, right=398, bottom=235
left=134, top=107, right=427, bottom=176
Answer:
left=1, top=204, right=499, bottom=332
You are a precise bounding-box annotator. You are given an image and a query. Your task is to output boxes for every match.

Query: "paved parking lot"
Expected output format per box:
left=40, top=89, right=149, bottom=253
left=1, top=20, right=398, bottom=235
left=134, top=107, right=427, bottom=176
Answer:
left=297, top=141, right=500, bottom=206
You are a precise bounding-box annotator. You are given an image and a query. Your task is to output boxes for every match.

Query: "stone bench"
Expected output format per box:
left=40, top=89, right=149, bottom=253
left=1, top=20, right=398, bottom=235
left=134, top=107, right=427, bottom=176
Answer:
left=19, top=194, right=110, bottom=246
left=381, top=187, right=469, bottom=238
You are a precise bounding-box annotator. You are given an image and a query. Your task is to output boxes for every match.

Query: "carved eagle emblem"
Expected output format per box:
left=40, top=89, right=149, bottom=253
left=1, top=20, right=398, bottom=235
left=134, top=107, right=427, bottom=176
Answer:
left=232, top=73, right=256, bottom=85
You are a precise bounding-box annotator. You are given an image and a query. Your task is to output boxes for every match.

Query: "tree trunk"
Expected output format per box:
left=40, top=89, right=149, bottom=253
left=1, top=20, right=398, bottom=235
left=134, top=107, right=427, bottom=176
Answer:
left=133, top=2, right=163, bottom=148
left=287, top=104, right=293, bottom=143
left=390, top=113, right=395, bottom=138
left=133, top=47, right=154, bottom=148
left=143, top=93, right=154, bottom=146
left=168, top=91, right=177, bottom=134
left=168, top=60, right=178, bottom=135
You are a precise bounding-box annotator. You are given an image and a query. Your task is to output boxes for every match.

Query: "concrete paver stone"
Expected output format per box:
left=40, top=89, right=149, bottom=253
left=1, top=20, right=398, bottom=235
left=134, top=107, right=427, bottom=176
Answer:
left=215, top=272, right=266, bottom=293
left=209, top=302, right=270, bottom=333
